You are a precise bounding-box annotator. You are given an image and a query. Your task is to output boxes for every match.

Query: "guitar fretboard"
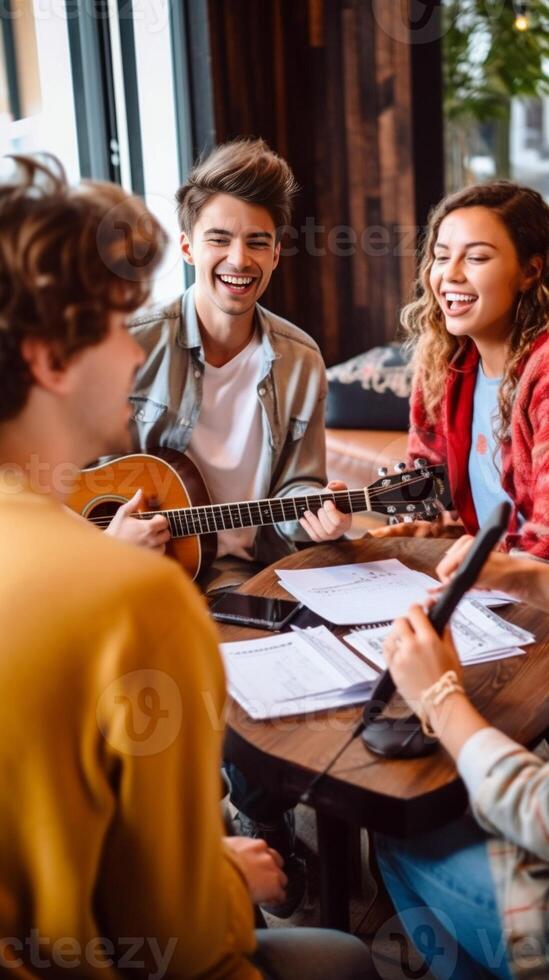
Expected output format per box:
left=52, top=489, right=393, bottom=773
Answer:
left=136, top=488, right=371, bottom=539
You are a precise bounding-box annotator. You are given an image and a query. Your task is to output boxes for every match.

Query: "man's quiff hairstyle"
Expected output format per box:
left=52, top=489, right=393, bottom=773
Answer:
left=0, top=155, right=167, bottom=422
left=176, top=138, right=299, bottom=238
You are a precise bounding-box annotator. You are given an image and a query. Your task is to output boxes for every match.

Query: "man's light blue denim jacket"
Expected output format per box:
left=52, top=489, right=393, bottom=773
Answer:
left=129, top=285, right=328, bottom=563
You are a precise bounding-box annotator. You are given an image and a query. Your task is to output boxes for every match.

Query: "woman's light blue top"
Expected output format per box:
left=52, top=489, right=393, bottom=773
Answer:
left=468, top=364, right=515, bottom=527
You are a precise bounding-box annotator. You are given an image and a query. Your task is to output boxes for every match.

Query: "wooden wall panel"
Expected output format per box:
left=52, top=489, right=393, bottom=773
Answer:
left=206, top=0, right=432, bottom=365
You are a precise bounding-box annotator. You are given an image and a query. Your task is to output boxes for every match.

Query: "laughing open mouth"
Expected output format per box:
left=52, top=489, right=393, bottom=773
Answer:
left=217, top=274, right=255, bottom=293
left=443, top=291, right=478, bottom=313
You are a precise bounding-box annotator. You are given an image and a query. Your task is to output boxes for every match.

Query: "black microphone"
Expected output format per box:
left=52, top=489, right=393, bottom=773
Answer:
left=361, top=501, right=512, bottom=758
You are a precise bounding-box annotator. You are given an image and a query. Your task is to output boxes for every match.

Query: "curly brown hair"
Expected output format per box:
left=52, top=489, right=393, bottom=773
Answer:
left=0, top=155, right=167, bottom=422
left=401, top=181, right=549, bottom=442
left=176, top=138, right=299, bottom=239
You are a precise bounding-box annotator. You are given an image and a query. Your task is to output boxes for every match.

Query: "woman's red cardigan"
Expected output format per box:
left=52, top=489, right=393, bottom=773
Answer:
left=407, top=332, right=549, bottom=558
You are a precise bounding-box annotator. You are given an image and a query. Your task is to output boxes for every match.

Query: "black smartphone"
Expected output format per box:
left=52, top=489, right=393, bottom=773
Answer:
left=210, top=592, right=302, bottom=630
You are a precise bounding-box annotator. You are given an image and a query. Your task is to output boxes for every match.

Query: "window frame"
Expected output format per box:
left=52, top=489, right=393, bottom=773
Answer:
left=65, top=0, right=121, bottom=182
left=1, top=0, right=22, bottom=121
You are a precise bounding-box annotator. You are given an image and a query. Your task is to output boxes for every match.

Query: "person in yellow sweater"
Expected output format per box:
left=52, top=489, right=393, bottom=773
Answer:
left=0, top=155, right=372, bottom=979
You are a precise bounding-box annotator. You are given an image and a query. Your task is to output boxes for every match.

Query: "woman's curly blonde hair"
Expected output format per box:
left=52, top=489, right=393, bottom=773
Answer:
left=401, top=181, right=549, bottom=443
left=0, top=155, right=167, bottom=422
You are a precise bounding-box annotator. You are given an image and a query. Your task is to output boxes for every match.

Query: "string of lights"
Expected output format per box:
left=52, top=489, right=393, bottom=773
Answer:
left=514, top=1, right=530, bottom=31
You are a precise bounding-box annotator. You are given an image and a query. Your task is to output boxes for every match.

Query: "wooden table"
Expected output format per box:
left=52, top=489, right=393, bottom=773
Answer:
left=220, top=538, right=549, bottom=929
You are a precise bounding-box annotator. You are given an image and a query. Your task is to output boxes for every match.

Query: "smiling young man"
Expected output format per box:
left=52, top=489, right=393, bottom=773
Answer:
left=114, top=139, right=353, bottom=915
left=116, top=138, right=351, bottom=590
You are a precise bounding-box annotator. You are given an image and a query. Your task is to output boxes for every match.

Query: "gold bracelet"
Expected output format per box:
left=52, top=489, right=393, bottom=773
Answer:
left=419, top=670, right=465, bottom=737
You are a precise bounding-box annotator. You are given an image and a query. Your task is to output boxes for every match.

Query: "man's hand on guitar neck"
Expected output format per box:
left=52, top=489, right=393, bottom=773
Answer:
left=298, top=481, right=353, bottom=543
left=105, top=489, right=171, bottom=554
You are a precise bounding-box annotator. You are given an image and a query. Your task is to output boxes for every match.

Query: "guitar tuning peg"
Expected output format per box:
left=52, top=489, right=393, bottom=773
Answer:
left=388, top=515, right=401, bottom=525
left=394, top=461, right=407, bottom=473
left=377, top=466, right=388, bottom=477
left=414, top=457, right=428, bottom=469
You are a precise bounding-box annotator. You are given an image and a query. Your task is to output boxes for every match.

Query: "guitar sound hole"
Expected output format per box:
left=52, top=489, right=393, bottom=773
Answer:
left=86, top=501, right=125, bottom=522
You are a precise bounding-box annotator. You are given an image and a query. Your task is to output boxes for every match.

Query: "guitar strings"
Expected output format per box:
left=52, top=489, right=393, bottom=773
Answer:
left=85, top=473, right=437, bottom=523
left=83, top=470, right=441, bottom=529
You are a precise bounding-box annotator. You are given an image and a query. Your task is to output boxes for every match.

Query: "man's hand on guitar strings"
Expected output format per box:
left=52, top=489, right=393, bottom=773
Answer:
left=298, top=480, right=353, bottom=543
left=105, top=489, right=171, bottom=554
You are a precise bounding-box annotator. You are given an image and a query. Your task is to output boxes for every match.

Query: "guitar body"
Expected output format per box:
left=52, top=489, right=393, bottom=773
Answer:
left=67, top=449, right=217, bottom=580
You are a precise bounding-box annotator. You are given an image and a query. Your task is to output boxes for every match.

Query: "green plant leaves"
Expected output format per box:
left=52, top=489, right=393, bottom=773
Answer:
left=443, top=0, right=549, bottom=123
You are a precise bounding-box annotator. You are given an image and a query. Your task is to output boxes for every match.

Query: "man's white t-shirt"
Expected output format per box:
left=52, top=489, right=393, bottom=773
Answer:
left=186, top=333, right=267, bottom=559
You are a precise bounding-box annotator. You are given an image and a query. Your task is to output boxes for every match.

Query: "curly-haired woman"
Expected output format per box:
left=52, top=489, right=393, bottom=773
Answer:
left=376, top=182, right=549, bottom=557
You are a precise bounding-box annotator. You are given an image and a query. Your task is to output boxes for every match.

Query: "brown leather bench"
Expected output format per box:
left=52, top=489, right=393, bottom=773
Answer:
left=326, top=427, right=409, bottom=535
left=324, top=344, right=411, bottom=533
left=326, top=427, right=409, bottom=490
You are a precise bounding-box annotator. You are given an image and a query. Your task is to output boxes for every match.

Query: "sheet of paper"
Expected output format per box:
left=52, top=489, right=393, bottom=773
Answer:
left=257, top=686, right=377, bottom=719
left=277, top=559, right=520, bottom=626
left=220, top=625, right=377, bottom=720
left=345, top=625, right=526, bottom=669
left=468, top=588, right=519, bottom=607
left=451, top=600, right=534, bottom=661
left=463, top=648, right=526, bottom=664
left=288, top=625, right=379, bottom=686
left=344, top=600, right=533, bottom=668
left=277, top=559, right=438, bottom=625
left=343, top=624, right=394, bottom=671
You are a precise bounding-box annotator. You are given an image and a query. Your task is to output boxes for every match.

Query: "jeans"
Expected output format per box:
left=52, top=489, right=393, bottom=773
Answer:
left=252, top=928, right=374, bottom=980
left=375, top=814, right=512, bottom=980
left=224, top=761, right=293, bottom=823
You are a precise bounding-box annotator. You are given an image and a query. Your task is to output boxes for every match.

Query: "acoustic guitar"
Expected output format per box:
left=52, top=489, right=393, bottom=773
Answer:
left=67, top=449, right=450, bottom=579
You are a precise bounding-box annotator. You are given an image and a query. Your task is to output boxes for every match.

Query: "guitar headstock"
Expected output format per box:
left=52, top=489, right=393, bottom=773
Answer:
left=369, top=460, right=452, bottom=521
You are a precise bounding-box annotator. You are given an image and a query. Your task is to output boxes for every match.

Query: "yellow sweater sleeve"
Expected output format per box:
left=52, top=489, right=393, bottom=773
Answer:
left=93, top=568, right=260, bottom=980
